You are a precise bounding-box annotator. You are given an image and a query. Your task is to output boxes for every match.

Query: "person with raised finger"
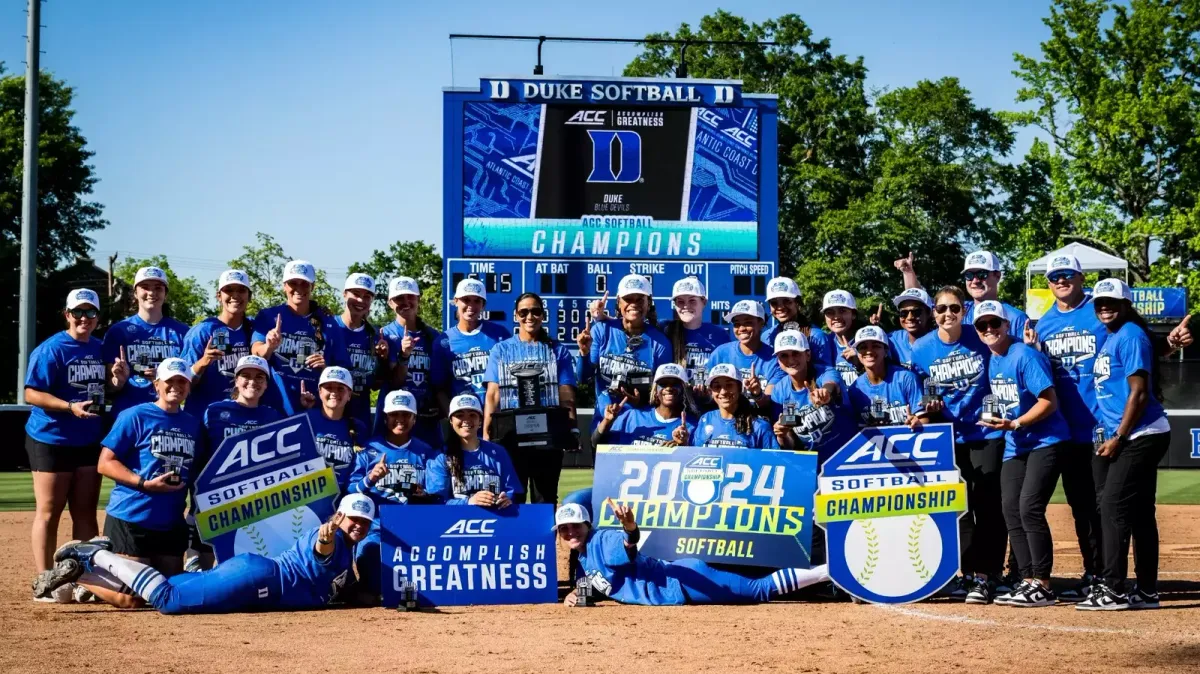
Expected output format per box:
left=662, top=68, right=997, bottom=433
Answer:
left=768, top=330, right=854, bottom=459
left=334, top=273, right=391, bottom=430
left=902, top=251, right=1029, bottom=339
left=180, top=270, right=267, bottom=418
left=658, top=277, right=730, bottom=404
left=24, top=289, right=108, bottom=602
left=884, top=287, right=936, bottom=372
left=427, top=395, right=522, bottom=506
left=705, top=300, right=784, bottom=410
left=821, top=290, right=863, bottom=388
left=592, top=363, right=697, bottom=447
left=303, top=366, right=367, bottom=495
left=847, top=326, right=925, bottom=428
left=103, top=266, right=189, bottom=416
left=693, top=364, right=778, bottom=449
left=446, top=278, right=511, bottom=405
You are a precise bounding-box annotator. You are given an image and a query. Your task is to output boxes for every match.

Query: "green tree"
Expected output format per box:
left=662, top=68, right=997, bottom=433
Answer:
left=113, top=254, right=211, bottom=326
left=225, top=232, right=341, bottom=316
left=347, top=240, right=443, bottom=327
left=1, top=70, right=108, bottom=401
left=1012, top=0, right=1200, bottom=309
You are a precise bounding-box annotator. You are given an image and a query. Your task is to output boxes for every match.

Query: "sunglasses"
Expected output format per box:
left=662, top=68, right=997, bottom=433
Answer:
left=1094, top=299, right=1123, bottom=312
left=975, top=317, right=1004, bottom=332
left=657, top=381, right=683, bottom=392
left=934, top=303, right=963, bottom=315
left=516, top=308, right=544, bottom=319
left=963, top=270, right=992, bottom=282
left=69, top=308, right=99, bottom=319
left=1047, top=270, right=1079, bottom=284
left=898, top=308, right=925, bottom=318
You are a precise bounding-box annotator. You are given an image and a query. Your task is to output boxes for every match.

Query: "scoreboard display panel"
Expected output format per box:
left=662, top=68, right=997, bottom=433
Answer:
left=443, top=76, right=778, bottom=345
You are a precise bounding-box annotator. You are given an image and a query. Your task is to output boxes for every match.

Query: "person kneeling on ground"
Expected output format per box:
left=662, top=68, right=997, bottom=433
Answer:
left=38, top=494, right=374, bottom=614
left=557, top=500, right=829, bottom=606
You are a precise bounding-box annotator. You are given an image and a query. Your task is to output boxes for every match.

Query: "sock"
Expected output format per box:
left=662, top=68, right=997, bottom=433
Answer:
left=765, top=565, right=832, bottom=598
left=91, top=550, right=168, bottom=605
left=78, top=570, right=132, bottom=594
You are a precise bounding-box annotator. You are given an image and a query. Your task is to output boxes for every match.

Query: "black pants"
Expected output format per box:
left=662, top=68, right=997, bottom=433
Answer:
left=510, top=447, right=564, bottom=504
left=1093, top=432, right=1170, bottom=593
left=1001, top=443, right=1062, bottom=580
left=956, top=438, right=1006, bottom=577
left=1059, top=441, right=1102, bottom=576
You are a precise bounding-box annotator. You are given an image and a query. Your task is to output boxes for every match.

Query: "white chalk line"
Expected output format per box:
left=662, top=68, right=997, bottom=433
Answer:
left=876, top=604, right=1140, bottom=635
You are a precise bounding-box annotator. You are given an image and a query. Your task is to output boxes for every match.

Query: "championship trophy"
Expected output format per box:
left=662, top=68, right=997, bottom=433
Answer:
left=135, top=352, right=154, bottom=375
left=869, top=396, right=888, bottom=426
left=397, top=579, right=419, bottom=612
left=621, top=335, right=653, bottom=401
left=980, top=395, right=1003, bottom=423
left=921, top=380, right=940, bottom=408
left=294, top=342, right=313, bottom=369
left=165, top=460, right=183, bottom=486
left=211, top=328, right=230, bottom=354
left=781, top=320, right=801, bottom=333
left=489, top=344, right=574, bottom=496
left=87, top=382, right=105, bottom=412
left=779, top=402, right=800, bottom=427
left=487, top=481, right=499, bottom=496
left=574, top=575, right=594, bottom=608
left=398, top=468, right=417, bottom=495
left=1092, top=426, right=1106, bottom=452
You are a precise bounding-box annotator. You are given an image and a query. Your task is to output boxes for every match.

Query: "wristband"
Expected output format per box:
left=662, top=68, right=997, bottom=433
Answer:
left=137, top=476, right=145, bottom=491
left=625, top=527, right=641, bottom=545
left=318, top=537, right=332, bottom=546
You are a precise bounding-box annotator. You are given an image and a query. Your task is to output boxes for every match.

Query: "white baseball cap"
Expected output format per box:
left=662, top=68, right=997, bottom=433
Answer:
left=343, top=273, right=376, bottom=295
left=892, top=287, right=933, bottom=309
left=773, top=329, right=810, bottom=353
left=283, top=260, right=316, bottom=284
left=617, top=274, right=652, bottom=298
left=337, top=493, right=376, bottom=523
left=1045, top=254, right=1083, bottom=277
left=319, top=366, right=354, bottom=389
left=671, top=276, right=706, bottom=300
left=155, top=357, right=193, bottom=382
left=455, top=278, right=487, bottom=301
left=972, top=300, right=1008, bottom=323
left=962, top=251, right=1001, bottom=273
left=218, top=269, right=251, bottom=291
left=765, top=277, right=800, bottom=301
left=66, top=288, right=100, bottom=310
left=822, top=290, right=857, bottom=311
left=854, top=325, right=888, bottom=346
left=705, top=362, right=741, bottom=387
left=654, top=362, right=688, bottom=384
left=134, top=266, right=168, bottom=288
left=1093, top=278, right=1132, bottom=302
left=234, top=355, right=270, bottom=376
left=383, top=389, right=418, bottom=414
left=552, top=503, right=590, bottom=531
left=449, top=394, right=483, bottom=416
left=725, top=299, right=766, bottom=322
left=388, top=276, right=420, bottom=299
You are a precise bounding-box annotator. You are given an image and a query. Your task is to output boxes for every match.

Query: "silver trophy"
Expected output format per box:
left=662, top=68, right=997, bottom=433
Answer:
left=398, top=468, right=416, bottom=494
left=294, top=342, right=313, bottom=368
left=397, top=579, right=419, bottom=612
left=87, top=382, right=105, bottom=410
left=780, top=402, right=800, bottom=427
left=1093, top=426, right=1106, bottom=452
left=869, top=396, right=887, bottom=426
left=511, top=364, right=546, bottom=409
left=980, top=395, right=1003, bottom=423
left=574, top=575, right=594, bottom=607
left=211, top=328, right=230, bottom=354
left=921, top=380, right=940, bottom=408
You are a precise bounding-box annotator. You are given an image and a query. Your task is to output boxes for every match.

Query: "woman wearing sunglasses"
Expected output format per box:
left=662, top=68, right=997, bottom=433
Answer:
left=592, top=363, right=697, bottom=447
left=659, top=277, right=729, bottom=403
left=898, top=251, right=1028, bottom=339
left=769, top=330, right=854, bottom=461
left=821, top=290, right=862, bottom=388
left=25, top=289, right=116, bottom=602
left=972, top=301, right=1071, bottom=608
left=762, top=277, right=834, bottom=374
left=879, top=287, right=935, bottom=373
left=1073, top=279, right=1171, bottom=611
left=910, top=286, right=1005, bottom=604
left=484, top=292, right=578, bottom=503
left=846, top=326, right=925, bottom=429
left=693, top=364, right=779, bottom=449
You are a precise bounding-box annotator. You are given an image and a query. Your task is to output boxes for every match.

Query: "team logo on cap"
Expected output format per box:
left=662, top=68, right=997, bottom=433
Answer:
left=672, top=277, right=703, bottom=297
left=389, top=277, right=420, bottom=297
left=897, top=289, right=923, bottom=299
left=74, top=290, right=94, bottom=301
left=775, top=330, right=808, bottom=351
left=456, top=278, right=486, bottom=297
left=162, top=359, right=186, bottom=373
left=655, top=363, right=687, bottom=381
left=286, top=261, right=313, bottom=277
left=966, top=253, right=989, bottom=266
left=706, top=363, right=739, bottom=384
left=618, top=274, right=652, bottom=295
left=976, top=300, right=1003, bottom=315
left=142, top=267, right=166, bottom=280
left=856, top=326, right=887, bottom=342
left=345, top=273, right=376, bottom=293
left=1051, top=256, right=1073, bottom=269
left=1096, top=279, right=1118, bottom=293
left=351, top=499, right=371, bottom=515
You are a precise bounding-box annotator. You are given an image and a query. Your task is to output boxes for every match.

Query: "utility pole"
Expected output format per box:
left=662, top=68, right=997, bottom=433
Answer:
left=17, top=0, right=40, bottom=405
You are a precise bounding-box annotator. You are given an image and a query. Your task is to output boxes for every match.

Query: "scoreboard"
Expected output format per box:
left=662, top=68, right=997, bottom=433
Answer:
left=442, top=76, right=779, bottom=344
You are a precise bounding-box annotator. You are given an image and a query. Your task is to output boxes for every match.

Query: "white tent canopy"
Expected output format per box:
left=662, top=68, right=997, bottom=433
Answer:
left=1026, top=242, right=1128, bottom=275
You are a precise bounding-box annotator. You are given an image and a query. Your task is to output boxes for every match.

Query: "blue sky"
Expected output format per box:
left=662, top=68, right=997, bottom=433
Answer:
left=0, top=0, right=1053, bottom=288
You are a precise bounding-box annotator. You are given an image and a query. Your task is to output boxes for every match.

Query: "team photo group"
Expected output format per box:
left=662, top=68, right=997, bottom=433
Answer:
left=23, top=245, right=1194, bottom=614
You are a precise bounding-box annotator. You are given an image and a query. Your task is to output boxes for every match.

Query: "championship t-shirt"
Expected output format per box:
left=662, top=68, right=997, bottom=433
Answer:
left=658, top=321, right=731, bottom=387
left=1093, top=322, right=1166, bottom=436
left=24, top=331, right=106, bottom=445
left=769, top=371, right=855, bottom=460
left=333, top=316, right=381, bottom=429
left=705, top=341, right=786, bottom=389
left=375, top=321, right=453, bottom=434
left=349, top=436, right=440, bottom=507
left=692, top=411, right=778, bottom=449
left=305, top=407, right=366, bottom=494
left=484, top=336, right=578, bottom=410
left=275, top=527, right=353, bottom=609
left=848, top=366, right=925, bottom=427
left=181, top=317, right=254, bottom=415
left=584, top=320, right=671, bottom=417
left=426, top=439, right=523, bottom=504
left=103, top=314, right=189, bottom=415
left=103, top=402, right=201, bottom=530
left=1031, top=296, right=1104, bottom=444
left=910, top=328, right=1000, bottom=444
left=252, top=305, right=348, bottom=414
left=987, top=342, right=1071, bottom=459
left=577, top=528, right=685, bottom=606
left=604, top=407, right=696, bottom=446
left=446, top=321, right=512, bottom=401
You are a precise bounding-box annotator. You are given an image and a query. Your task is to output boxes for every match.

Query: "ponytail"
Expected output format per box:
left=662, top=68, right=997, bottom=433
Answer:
left=443, top=430, right=466, bottom=486
left=665, top=314, right=688, bottom=365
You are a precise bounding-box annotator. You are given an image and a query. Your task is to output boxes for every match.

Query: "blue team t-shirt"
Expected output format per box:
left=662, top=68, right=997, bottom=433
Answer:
left=887, top=328, right=929, bottom=374
left=102, top=402, right=201, bottom=530
left=705, top=340, right=786, bottom=389
left=848, top=366, right=925, bottom=427
left=483, top=336, right=578, bottom=410
left=692, top=411, right=779, bottom=449
left=584, top=320, right=671, bottom=416
left=274, top=526, right=353, bottom=609
left=447, top=321, right=512, bottom=401
left=987, top=341, right=1072, bottom=459
left=180, top=317, right=254, bottom=415
left=333, top=316, right=382, bottom=429
left=603, top=407, right=696, bottom=446
left=349, top=435, right=440, bottom=507
left=103, top=314, right=189, bottom=415
left=252, top=305, right=347, bottom=414
left=577, top=528, right=685, bottom=606
left=375, top=321, right=452, bottom=428
left=1031, top=297, right=1104, bottom=444
left=426, top=439, right=522, bottom=504
left=659, top=321, right=731, bottom=387
left=305, top=407, right=366, bottom=494
left=965, top=300, right=1029, bottom=341
left=910, top=327, right=1000, bottom=444
left=770, top=371, right=856, bottom=460
left=1093, top=321, right=1166, bottom=436
left=827, top=331, right=862, bottom=389
left=24, top=331, right=106, bottom=446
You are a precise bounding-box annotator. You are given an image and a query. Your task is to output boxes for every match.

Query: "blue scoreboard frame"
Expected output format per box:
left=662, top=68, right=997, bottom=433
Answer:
left=442, top=76, right=778, bottom=344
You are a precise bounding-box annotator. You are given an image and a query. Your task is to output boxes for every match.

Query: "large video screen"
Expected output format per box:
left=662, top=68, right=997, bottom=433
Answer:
left=462, top=102, right=759, bottom=259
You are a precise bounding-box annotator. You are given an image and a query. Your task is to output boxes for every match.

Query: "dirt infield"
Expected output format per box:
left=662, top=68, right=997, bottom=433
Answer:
left=2, top=505, right=1198, bottom=674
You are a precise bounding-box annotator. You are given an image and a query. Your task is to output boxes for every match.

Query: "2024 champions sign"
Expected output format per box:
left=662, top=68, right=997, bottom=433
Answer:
left=194, top=416, right=339, bottom=561
left=592, top=444, right=817, bottom=568
left=815, top=423, right=966, bottom=604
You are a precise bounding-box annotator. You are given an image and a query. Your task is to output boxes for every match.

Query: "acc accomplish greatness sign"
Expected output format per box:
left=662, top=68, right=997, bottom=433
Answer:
left=815, top=423, right=966, bottom=604
left=380, top=504, right=557, bottom=607
left=592, top=444, right=817, bottom=568
left=194, top=416, right=338, bottom=562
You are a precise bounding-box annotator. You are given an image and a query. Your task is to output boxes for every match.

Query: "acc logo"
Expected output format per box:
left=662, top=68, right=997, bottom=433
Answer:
left=843, top=431, right=943, bottom=465
left=587, top=129, right=641, bottom=183
left=214, top=422, right=303, bottom=475
left=681, top=455, right=723, bottom=505
left=1191, top=429, right=1200, bottom=459
left=566, top=110, right=606, bottom=126
left=443, top=519, right=496, bottom=538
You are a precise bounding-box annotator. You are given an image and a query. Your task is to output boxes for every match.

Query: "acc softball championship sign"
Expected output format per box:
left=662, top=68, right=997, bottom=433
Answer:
left=815, top=423, right=966, bottom=604
left=379, top=504, right=557, bottom=607
left=592, top=445, right=818, bottom=568
left=194, top=416, right=339, bottom=562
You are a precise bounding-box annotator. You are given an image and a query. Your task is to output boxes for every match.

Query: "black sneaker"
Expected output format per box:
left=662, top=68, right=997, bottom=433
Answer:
left=995, top=571, right=1020, bottom=595
left=938, top=575, right=969, bottom=600
left=1006, top=581, right=1056, bottom=608
left=31, top=558, right=83, bottom=598
left=994, top=580, right=1030, bottom=606
left=1127, top=585, right=1160, bottom=610
left=965, top=576, right=992, bottom=605
left=1075, top=583, right=1129, bottom=611
left=1057, top=573, right=1095, bottom=601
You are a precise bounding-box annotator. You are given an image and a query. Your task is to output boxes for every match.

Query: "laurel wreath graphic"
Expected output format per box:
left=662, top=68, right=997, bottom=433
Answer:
left=245, top=524, right=268, bottom=555
left=855, top=520, right=879, bottom=585
left=292, top=508, right=306, bottom=537
left=908, top=514, right=932, bottom=581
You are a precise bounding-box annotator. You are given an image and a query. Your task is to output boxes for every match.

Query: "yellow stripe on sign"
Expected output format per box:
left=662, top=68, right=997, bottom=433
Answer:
left=197, top=467, right=339, bottom=540
left=815, top=483, right=966, bottom=523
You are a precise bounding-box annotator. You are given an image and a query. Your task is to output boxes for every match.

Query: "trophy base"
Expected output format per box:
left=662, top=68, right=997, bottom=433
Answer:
left=491, top=407, right=574, bottom=452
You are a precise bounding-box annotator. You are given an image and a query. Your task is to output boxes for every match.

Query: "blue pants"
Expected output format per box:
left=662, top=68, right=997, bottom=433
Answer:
left=355, top=525, right=383, bottom=595
left=151, top=554, right=281, bottom=614
left=667, top=558, right=774, bottom=604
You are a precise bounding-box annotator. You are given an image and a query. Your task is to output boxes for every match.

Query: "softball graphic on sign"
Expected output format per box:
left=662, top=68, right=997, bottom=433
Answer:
left=815, top=424, right=966, bottom=604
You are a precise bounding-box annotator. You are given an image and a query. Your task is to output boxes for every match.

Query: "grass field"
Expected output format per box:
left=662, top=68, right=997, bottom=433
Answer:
left=1, top=468, right=1198, bottom=511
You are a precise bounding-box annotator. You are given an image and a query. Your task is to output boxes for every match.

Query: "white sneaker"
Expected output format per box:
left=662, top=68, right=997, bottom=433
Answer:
left=50, top=583, right=77, bottom=604
left=1075, top=583, right=1129, bottom=611
left=1005, top=581, right=1056, bottom=607
left=994, top=580, right=1030, bottom=606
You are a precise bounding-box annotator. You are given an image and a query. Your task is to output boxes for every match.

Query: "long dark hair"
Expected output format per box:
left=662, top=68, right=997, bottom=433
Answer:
left=514, top=292, right=552, bottom=345
left=1114, top=302, right=1165, bottom=403
left=442, top=420, right=472, bottom=487
left=664, top=311, right=688, bottom=365
left=732, top=390, right=758, bottom=437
